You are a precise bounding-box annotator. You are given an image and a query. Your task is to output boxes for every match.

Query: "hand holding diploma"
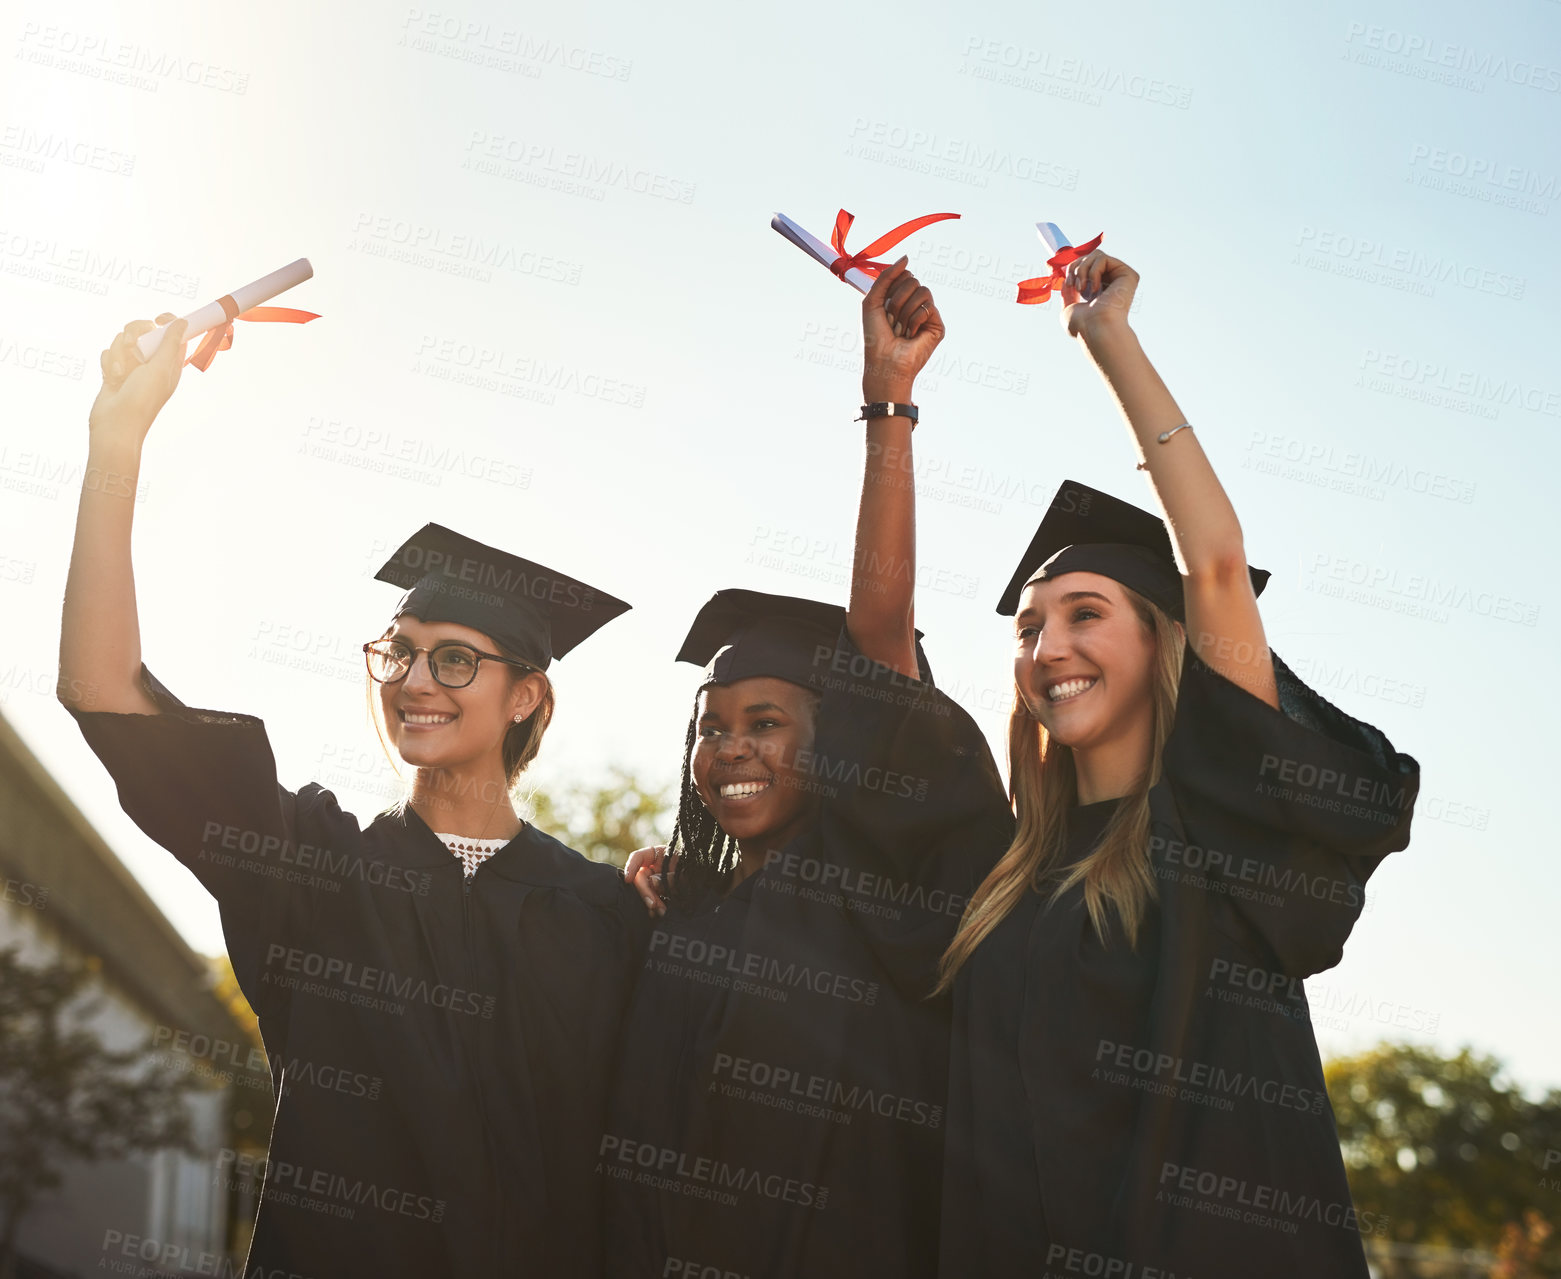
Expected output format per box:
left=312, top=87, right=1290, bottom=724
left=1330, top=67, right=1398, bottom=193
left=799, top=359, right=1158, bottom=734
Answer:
left=1015, top=221, right=1105, bottom=305
left=90, top=314, right=190, bottom=450
left=861, top=258, right=945, bottom=403
left=772, top=209, right=959, bottom=295
left=134, top=257, right=319, bottom=371
left=1057, top=245, right=1138, bottom=340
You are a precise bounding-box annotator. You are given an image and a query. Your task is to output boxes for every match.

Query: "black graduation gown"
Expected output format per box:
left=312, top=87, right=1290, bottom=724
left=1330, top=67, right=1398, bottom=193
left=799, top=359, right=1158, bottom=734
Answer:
left=602, top=633, right=1011, bottom=1279
left=941, top=652, right=1420, bottom=1279
left=67, top=668, right=649, bottom=1277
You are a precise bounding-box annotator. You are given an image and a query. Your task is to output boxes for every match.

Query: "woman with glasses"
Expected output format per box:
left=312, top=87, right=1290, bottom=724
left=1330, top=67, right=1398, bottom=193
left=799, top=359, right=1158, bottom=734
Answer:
left=58, top=316, right=648, bottom=1277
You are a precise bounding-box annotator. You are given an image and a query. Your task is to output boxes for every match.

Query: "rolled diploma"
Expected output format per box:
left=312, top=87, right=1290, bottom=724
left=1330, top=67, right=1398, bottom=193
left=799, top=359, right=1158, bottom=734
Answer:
left=771, top=214, right=875, bottom=294
left=1036, top=222, right=1072, bottom=254
left=135, top=257, right=314, bottom=362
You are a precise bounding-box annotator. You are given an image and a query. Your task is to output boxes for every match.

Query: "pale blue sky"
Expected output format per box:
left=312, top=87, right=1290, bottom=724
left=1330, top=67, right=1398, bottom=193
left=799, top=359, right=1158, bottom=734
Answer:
left=2, top=0, right=1557, bottom=1088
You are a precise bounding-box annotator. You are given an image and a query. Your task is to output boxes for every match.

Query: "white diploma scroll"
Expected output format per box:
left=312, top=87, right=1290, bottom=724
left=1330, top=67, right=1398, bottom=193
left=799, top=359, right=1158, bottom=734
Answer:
left=770, top=213, right=875, bottom=294
left=135, top=257, right=314, bottom=362
left=1036, top=222, right=1072, bottom=254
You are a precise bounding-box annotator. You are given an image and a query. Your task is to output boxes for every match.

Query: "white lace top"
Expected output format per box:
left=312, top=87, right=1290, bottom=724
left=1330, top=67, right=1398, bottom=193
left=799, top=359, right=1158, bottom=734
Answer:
left=433, top=832, right=511, bottom=880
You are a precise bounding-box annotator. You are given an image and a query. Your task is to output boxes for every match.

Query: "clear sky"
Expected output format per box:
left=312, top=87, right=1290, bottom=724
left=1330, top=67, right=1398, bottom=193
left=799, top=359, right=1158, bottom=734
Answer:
left=2, top=0, right=1557, bottom=1089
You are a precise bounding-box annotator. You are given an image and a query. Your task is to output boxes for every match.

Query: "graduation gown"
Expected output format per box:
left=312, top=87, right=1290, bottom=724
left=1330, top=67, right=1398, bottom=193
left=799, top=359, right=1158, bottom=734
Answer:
left=68, top=668, right=649, bottom=1277
left=941, top=652, right=1420, bottom=1279
left=602, top=634, right=1011, bottom=1278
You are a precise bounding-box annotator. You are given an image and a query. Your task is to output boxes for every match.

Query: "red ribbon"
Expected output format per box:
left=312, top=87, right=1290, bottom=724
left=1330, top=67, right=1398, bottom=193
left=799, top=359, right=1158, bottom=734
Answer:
left=1015, top=232, right=1104, bottom=305
left=828, top=209, right=960, bottom=281
left=187, top=299, right=321, bottom=372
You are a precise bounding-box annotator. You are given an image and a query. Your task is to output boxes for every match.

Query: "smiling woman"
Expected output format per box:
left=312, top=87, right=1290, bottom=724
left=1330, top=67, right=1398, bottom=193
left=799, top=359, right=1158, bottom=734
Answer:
left=935, top=249, right=1423, bottom=1279
left=55, top=318, right=648, bottom=1276
left=603, top=264, right=1012, bottom=1279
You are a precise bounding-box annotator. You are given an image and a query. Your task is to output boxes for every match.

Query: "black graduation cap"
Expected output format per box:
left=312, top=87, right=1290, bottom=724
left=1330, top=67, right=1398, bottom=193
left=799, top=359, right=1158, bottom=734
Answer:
left=375, top=523, right=630, bottom=670
left=677, top=588, right=935, bottom=690
left=995, top=480, right=1269, bottom=623
left=676, top=589, right=847, bottom=690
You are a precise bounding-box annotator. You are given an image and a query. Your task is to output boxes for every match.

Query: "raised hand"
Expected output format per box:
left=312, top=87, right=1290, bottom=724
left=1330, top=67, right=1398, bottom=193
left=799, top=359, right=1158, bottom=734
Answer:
left=1058, top=249, right=1138, bottom=340
left=861, top=257, right=946, bottom=403
left=88, top=315, right=189, bottom=448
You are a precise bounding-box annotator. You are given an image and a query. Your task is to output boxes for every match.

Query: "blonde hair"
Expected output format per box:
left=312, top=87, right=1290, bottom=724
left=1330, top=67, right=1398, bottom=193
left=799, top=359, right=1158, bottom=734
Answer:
left=935, top=587, right=1183, bottom=993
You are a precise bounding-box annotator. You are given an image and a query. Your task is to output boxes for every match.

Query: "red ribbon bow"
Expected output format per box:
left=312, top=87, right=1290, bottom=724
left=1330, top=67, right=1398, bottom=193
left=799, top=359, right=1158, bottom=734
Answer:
left=1015, top=232, right=1104, bottom=305
left=829, top=209, right=960, bottom=281
left=187, top=297, right=321, bottom=372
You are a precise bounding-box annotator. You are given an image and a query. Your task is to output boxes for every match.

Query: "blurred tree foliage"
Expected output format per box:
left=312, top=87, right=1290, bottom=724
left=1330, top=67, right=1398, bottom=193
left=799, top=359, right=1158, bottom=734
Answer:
left=0, top=947, right=196, bottom=1279
left=1326, top=1042, right=1561, bottom=1276
left=527, top=767, right=673, bottom=871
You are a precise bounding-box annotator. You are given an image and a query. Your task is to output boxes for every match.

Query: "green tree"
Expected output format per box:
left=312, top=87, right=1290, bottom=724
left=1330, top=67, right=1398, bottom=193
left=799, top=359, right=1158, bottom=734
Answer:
left=1326, top=1042, right=1561, bottom=1276
left=0, top=946, right=197, bottom=1279
left=527, top=766, right=673, bottom=871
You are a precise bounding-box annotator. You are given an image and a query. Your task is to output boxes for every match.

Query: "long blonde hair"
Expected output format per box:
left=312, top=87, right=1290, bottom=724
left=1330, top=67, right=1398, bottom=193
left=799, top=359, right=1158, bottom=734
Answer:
left=935, top=587, right=1183, bottom=992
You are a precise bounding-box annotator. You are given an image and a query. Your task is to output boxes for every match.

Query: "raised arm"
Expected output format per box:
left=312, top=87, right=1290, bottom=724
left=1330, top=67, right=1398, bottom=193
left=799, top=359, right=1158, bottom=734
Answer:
left=58, top=316, right=189, bottom=715
left=1059, top=253, right=1278, bottom=708
left=846, top=258, right=945, bottom=680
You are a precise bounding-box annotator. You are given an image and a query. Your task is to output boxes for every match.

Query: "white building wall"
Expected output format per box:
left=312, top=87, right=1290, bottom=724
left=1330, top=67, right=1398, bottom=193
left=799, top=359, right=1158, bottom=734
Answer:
left=2, top=895, right=237, bottom=1276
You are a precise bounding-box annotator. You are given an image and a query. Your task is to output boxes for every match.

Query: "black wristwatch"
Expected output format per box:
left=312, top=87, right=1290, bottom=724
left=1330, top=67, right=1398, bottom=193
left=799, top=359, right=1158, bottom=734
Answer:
left=856, top=401, right=918, bottom=425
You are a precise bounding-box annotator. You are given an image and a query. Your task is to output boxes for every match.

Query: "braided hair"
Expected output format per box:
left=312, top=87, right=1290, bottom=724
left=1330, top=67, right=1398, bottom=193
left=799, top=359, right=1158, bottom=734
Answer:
left=664, top=694, right=740, bottom=913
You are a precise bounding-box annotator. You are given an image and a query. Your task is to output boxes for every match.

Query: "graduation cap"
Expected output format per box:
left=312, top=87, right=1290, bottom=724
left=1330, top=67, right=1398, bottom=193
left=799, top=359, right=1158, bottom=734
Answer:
left=676, top=589, right=847, bottom=690
left=375, top=523, right=630, bottom=670
left=677, top=588, right=935, bottom=690
left=995, top=480, right=1269, bottom=623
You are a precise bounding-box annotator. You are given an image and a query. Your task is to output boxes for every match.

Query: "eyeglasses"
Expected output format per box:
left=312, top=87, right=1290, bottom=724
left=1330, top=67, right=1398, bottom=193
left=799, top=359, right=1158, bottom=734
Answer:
left=361, top=640, right=537, bottom=689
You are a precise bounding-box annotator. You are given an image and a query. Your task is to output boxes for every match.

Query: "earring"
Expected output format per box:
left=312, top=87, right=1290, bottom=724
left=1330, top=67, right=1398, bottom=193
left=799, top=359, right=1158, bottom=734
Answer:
left=512, top=713, right=523, bottom=723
